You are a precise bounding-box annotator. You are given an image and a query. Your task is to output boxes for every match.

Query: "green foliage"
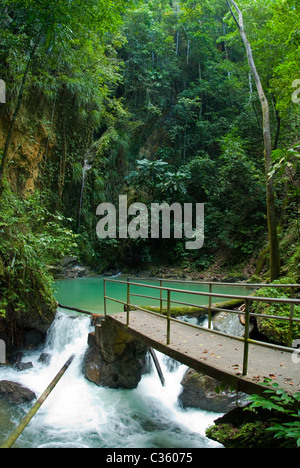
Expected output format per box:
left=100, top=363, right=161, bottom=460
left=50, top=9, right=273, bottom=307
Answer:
left=269, top=145, right=300, bottom=183
left=126, top=159, right=191, bottom=202
left=252, top=277, right=300, bottom=345
left=0, top=0, right=299, bottom=279
left=223, top=0, right=300, bottom=117
left=0, top=188, right=77, bottom=320
left=211, top=133, right=266, bottom=257
left=87, top=0, right=299, bottom=272
left=23, top=192, right=79, bottom=263
left=0, top=0, right=133, bottom=102
left=247, top=382, right=300, bottom=447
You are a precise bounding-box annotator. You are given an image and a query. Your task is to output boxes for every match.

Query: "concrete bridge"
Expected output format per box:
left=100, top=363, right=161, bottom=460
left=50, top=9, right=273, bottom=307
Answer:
left=102, top=279, right=300, bottom=396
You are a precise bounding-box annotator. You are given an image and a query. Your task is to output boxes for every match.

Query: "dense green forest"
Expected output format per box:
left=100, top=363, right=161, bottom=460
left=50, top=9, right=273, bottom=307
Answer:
left=0, top=0, right=299, bottom=319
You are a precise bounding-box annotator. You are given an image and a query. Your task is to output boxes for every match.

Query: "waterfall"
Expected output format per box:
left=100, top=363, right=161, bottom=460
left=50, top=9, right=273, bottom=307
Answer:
left=187, top=39, right=190, bottom=66
left=176, top=30, right=180, bottom=56
left=0, top=309, right=223, bottom=448
left=78, top=155, right=92, bottom=231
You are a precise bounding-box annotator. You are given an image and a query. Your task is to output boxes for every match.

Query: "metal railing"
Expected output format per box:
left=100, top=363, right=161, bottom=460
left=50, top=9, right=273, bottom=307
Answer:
left=103, top=278, right=300, bottom=377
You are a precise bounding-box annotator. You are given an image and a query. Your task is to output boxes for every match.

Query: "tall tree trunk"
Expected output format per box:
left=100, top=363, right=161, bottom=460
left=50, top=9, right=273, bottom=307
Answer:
left=226, top=0, right=281, bottom=281
left=272, top=94, right=281, bottom=150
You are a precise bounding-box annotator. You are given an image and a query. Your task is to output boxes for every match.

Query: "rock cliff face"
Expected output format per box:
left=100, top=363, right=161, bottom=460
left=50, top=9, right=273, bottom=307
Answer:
left=83, top=318, right=148, bottom=389
left=0, top=105, right=55, bottom=195
left=0, top=300, right=56, bottom=359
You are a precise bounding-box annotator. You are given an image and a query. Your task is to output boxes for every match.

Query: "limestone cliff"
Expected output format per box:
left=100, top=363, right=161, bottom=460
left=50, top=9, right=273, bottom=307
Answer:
left=0, top=99, right=56, bottom=195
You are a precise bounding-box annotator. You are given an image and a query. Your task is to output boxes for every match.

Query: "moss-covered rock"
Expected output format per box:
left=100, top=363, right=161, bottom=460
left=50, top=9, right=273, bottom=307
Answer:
left=206, top=406, right=297, bottom=448
left=178, top=369, right=247, bottom=413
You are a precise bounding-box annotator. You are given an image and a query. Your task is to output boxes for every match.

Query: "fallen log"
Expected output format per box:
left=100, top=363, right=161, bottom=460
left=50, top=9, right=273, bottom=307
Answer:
left=58, top=303, right=104, bottom=318
left=1, top=355, right=75, bottom=449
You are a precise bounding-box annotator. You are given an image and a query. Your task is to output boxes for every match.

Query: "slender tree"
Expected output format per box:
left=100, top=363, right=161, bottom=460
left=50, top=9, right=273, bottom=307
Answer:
left=226, top=0, right=281, bottom=281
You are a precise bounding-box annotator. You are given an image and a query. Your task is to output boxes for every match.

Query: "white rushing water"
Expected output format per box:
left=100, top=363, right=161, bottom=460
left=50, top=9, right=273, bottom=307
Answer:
left=0, top=309, right=223, bottom=449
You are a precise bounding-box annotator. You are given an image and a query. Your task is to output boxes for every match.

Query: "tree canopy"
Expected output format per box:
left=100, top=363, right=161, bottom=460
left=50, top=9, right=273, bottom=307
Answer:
left=0, top=0, right=299, bottom=280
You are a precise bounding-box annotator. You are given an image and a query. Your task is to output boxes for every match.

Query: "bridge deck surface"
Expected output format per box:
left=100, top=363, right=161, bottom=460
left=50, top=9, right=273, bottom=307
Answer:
left=108, top=311, right=300, bottom=396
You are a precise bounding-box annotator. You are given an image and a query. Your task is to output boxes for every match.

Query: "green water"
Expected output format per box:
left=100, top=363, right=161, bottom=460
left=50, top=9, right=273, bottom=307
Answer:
left=54, top=275, right=254, bottom=315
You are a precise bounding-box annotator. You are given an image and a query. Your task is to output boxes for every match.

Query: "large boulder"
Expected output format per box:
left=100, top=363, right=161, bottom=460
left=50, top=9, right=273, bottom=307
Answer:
left=213, top=311, right=247, bottom=337
left=0, top=380, right=36, bottom=404
left=178, top=369, right=248, bottom=413
left=50, top=256, right=89, bottom=279
left=83, top=319, right=148, bottom=389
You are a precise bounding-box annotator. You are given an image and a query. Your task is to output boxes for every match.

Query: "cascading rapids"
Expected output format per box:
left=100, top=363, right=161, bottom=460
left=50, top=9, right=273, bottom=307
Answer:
left=0, top=309, right=223, bottom=449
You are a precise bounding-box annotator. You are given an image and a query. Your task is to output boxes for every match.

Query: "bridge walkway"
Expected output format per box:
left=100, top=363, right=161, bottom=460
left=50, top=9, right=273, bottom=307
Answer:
left=108, top=310, right=300, bottom=396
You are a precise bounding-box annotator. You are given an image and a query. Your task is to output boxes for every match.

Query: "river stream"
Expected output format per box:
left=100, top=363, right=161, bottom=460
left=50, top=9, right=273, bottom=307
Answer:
left=0, top=277, right=253, bottom=448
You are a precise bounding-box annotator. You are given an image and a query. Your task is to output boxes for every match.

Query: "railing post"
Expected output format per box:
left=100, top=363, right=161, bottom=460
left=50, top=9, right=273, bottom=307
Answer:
left=288, top=286, right=295, bottom=347
left=243, top=299, right=250, bottom=376
left=104, top=279, right=107, bottom=318
left=167, top=290, right=171, bottom=345
left=127, top=280, right=130, bottom=326
left=208, top=283, right=213, bottom=329
left=160, top=279, right=163, bottom=315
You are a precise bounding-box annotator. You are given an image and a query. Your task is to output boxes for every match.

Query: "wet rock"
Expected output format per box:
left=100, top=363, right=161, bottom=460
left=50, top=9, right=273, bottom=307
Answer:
left=38, top=353, right=51, bottom=365
left=213, top=312, right=246, bottom=338
left=48, top=256, right=88, bottom=279
left=178, top=369, right=248, bottom=413
left=83, top=337, right=102, bottom=386
left=0, top=380, right=36, bottom=404
left=83, top=320, right=148, bottom=390
left=65, top=266, right=86, bottom=279
left=14, top=361, right=34, bottom=371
